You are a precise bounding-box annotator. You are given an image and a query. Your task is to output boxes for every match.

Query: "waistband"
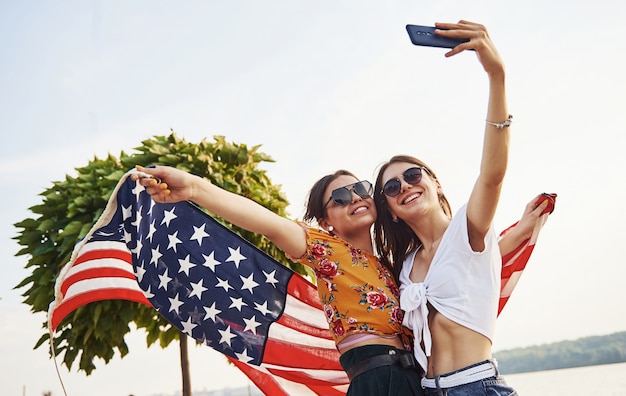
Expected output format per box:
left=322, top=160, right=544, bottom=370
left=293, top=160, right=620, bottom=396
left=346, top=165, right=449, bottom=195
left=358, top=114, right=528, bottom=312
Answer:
left=337, top=333, right=399, bottom=350
left=341, top=346, right=420, bottom=381
left=421, top=359, right=498, bottom=389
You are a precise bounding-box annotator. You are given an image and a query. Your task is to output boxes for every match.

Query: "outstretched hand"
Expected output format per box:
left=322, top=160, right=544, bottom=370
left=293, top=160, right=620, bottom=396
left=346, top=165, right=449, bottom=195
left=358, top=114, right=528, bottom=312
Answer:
left=131, top=165, right=200, bottom=204
left=434, top=20, right=505, bottom=76
left=514, top=193, right=557, bottom=241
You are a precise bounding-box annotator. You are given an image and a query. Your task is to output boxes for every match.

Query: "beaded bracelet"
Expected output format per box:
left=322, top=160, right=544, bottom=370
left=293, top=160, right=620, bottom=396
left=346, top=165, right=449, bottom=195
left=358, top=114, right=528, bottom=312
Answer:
left=485, top=114, right=513, bottom=129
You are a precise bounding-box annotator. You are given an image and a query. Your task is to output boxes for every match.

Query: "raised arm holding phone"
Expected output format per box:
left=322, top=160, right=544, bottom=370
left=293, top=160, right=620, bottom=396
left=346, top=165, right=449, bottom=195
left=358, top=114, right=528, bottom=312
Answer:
left=374, top=20, right=524, bottom=395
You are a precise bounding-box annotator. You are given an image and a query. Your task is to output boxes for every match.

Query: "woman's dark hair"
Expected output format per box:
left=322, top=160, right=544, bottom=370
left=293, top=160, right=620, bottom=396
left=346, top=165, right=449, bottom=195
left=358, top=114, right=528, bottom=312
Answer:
left=373, top=155, right=452, bottom=281
left=303, top=170, right=358, bottom=223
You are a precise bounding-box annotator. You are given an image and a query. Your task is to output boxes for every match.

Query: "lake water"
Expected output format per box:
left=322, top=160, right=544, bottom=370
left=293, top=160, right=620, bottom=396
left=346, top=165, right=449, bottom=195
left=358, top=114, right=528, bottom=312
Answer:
left=163, top=362, right=626, bottom=395
left=503, top=362, right=626, bottom=395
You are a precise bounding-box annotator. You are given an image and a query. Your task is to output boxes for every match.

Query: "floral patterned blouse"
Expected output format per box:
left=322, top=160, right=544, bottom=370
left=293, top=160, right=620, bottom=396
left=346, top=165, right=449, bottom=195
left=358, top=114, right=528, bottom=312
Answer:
left=293, top=225, right=412, bottom=349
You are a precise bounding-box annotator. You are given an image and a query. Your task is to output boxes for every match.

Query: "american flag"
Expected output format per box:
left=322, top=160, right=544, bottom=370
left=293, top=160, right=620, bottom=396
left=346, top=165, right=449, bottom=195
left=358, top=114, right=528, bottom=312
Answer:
left=47, top=170, right=552, bottom=395
left=48, top=170, right=349, bottom=395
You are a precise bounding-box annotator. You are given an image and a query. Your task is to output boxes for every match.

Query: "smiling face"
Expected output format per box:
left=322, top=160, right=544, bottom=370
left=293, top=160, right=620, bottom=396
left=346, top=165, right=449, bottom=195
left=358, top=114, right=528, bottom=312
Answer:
left=372, top=155, right=453, bottom=273
left=320, top=175, right=377, bottom=238
left=380, top=161, right=442, bottom=223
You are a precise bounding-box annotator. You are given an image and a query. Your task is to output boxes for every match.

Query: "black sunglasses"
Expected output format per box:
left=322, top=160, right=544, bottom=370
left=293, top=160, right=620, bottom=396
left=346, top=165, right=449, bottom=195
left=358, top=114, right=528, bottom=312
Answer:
left=381, top=167, right=429, bottom=197
left=325, top=181, right=374, bottom=207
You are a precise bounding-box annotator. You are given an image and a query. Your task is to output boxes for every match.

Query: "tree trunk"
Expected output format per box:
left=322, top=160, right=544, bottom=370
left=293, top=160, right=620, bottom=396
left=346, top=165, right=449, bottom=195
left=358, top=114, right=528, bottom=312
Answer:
left=180, top=332, right=192, bottom=396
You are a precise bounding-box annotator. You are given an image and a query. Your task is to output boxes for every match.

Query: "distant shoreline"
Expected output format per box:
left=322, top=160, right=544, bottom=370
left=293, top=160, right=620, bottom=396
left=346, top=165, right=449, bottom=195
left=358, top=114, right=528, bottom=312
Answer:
left=494, top=330, right=626, bottom=374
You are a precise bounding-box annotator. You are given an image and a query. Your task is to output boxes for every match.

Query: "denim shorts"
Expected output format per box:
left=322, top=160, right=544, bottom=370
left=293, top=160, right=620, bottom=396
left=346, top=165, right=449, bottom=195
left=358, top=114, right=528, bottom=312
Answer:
left=422, top=359, right=517, bottom=396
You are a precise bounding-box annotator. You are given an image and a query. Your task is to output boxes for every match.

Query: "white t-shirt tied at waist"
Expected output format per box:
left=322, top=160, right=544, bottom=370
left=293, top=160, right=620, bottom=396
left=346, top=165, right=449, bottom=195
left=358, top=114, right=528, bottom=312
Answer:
left=399, top=204, right=501, bottom=370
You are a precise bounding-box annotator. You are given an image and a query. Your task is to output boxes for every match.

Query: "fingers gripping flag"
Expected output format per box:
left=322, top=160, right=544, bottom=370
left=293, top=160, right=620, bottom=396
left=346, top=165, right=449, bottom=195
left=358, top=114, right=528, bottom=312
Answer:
left=48, top=170, right=349, bottom=395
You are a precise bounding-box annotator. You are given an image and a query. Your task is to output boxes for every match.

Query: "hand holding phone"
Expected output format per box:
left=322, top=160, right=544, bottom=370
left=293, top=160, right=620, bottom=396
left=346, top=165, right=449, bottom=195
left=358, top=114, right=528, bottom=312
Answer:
left=406, top=24, right=469, bottom=49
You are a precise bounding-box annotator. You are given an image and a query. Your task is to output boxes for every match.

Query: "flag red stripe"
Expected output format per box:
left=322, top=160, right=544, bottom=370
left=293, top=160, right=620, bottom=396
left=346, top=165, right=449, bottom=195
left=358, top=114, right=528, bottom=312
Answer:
left=304, top=383, right=347, bottom=396
left=262, top=338, right=343, bottom=370
left=286, top=273, right=323, bottom=309
left=228, top=357, right=348, bottom=396
left=266, top=366, right=347, bottom=387
left=498, top=296, right=510, bottom=314
left=51, top=288, right=150, bottom=329
left=74, top=248, right=132, bottom=265
left=228, top=358, right=290, bottom=396
left=276, top=313, right=334, bottom=340
left=501, top=245, right=534, bottom=278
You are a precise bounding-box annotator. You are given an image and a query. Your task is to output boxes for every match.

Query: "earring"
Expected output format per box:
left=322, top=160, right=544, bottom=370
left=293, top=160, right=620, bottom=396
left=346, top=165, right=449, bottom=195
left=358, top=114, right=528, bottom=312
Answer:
left=391, top=215, right=398, bottom=223
left=328, top=225, right=335, bottom=236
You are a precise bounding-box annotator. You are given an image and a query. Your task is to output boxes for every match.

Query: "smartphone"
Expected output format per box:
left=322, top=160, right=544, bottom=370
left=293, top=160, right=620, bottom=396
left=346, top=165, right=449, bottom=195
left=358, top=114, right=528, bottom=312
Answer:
left=405, top=24, right=469, bottom=49
left=535, top=193, right=557, bottom=215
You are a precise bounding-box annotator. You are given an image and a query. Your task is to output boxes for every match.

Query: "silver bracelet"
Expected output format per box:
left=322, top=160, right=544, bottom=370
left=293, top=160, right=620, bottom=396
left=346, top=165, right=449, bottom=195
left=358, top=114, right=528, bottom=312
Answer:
left=485, top=114, right=513, bottom=129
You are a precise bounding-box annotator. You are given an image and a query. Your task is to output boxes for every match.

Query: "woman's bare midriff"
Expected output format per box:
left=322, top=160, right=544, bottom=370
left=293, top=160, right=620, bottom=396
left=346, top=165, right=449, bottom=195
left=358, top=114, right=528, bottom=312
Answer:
left=337, top=334, right=405, bottom=355
left=427, top=311, right=493, bottom=377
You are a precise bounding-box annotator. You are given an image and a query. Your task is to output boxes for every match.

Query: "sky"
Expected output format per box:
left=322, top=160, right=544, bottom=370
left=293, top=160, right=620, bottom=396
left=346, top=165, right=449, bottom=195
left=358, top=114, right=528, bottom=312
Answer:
left=1, top=1, right=625, bottom=395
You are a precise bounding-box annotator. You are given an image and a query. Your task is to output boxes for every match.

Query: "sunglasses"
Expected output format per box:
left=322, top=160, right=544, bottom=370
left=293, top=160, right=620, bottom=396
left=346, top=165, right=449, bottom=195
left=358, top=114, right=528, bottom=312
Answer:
left=324, top=181, right=374, bottom=207
left=381, top=167, right=429, bottom=197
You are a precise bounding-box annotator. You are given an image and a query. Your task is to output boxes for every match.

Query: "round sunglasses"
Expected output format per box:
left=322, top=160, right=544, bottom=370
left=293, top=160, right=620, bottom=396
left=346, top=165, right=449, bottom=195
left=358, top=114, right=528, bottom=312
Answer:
left=324, top=181, right=374, bottom=207
left=381, top=166, right=429, bottom=197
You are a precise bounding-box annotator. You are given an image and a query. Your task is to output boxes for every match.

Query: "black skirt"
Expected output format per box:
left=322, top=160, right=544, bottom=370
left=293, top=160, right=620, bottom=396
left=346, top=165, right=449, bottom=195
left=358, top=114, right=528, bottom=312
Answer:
left=339, top=344, right=425, bottom=396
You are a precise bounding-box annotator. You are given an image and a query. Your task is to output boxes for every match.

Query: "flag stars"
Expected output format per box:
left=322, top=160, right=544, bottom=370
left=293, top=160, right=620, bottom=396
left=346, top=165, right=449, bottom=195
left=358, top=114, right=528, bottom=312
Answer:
left=150, top=247, right=163, bottom=267
left=167, top=231, right=182, bottom=252
left=203, top=302, right=222, bottom=322
left=188, top=279, right=208, bottom=300
left=263, top=270, right=279, bottom=288
left=254, top=301, right=271, bottom=316
left=122, top=205, right=133, bottom=221
left=229, top=296, right=247, bottom=311
left=130, top=237, right=143, bottom=256
left=147, top=199, right=156, bottom=216
left=158, top=268, right=172, bottom=290
left=226, top=246, right=246, bottom=268
left=142, top=285, right=154, bottom=299
left=240, top=273, right=259, bottom=293
left=190, top=224, right=210, bottom=245
left=243, top=315, right=261, bottom=334
left=178, top=254, right=196, bottom=276
left=180, top=316, right=198, bottom=336
left=131, top=181, right=144, bottom=198
left=161, top=207, right=177, bottom=227
left=135, top=263, right=146, bottom=283
left=215, top=277, right=232, bottom=292
left=131, top=209, right=143, bottom=230
left=146, top=221, right=157, bottom=242
left=168, top=293, right=184, bottom=314
left=235, top=348, right=254, bottom=364
left=218, top=325, right=236, bottom=347
left=94, top=231, right=115, bottom=239
left=202, top=251, right=221, bottom=272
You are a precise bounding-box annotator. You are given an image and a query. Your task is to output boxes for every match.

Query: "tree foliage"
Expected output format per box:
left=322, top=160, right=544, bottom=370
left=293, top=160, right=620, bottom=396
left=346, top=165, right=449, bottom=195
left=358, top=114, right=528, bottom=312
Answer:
left=13, top=133, right=310, bottom=374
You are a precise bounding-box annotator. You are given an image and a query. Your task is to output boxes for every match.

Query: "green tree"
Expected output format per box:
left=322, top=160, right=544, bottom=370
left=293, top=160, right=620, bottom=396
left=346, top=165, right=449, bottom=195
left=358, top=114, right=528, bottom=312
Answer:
left=13, top=133, right=310, bottom=395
